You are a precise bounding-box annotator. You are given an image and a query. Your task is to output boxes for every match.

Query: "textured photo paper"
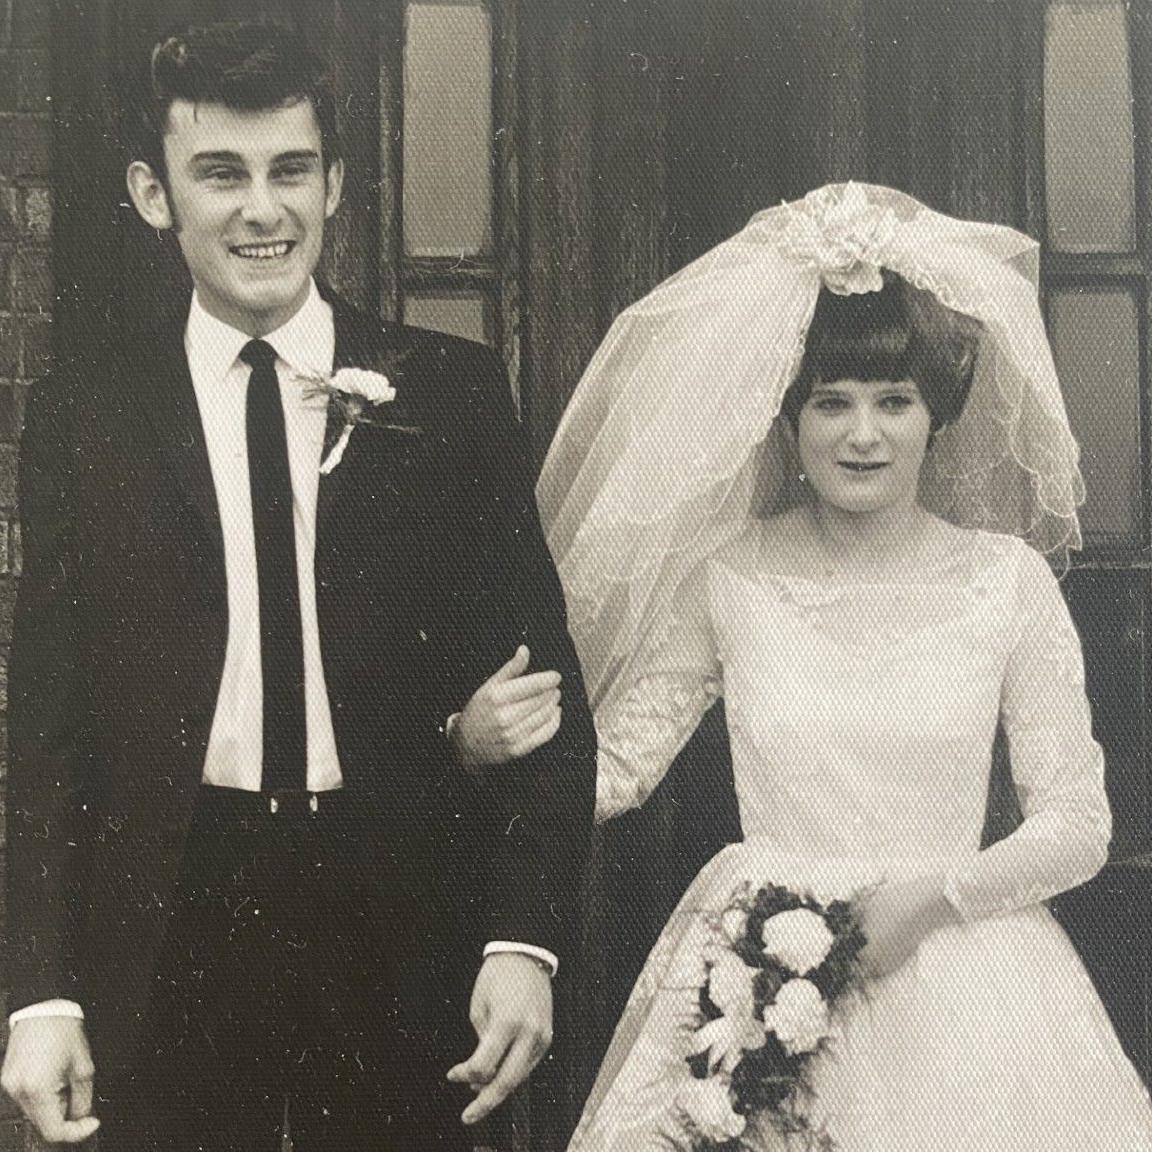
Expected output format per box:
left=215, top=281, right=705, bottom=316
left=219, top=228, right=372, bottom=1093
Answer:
left=3, top=4, right=1149, bottom=1151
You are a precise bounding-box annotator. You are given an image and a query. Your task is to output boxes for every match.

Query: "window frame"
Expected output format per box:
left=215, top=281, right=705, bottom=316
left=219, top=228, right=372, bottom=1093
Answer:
left=378, top=0, right=520, bottom=397
left=1030, top=0, right=1152, bottom=560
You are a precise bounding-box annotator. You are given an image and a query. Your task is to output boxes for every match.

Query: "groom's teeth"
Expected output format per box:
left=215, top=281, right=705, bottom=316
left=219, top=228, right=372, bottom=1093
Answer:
left=234, top=242, right=291, bottom=259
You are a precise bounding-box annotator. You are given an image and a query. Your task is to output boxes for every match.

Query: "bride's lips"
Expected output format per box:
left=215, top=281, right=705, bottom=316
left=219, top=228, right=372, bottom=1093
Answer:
left=838, top=461, right=889, bottom=473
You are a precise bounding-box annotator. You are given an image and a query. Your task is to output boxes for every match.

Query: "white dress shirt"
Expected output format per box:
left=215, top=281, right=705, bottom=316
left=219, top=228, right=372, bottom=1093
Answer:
left=190, top=282, right=342, bottom=792
left=9, top=285, right=554, bottom=1028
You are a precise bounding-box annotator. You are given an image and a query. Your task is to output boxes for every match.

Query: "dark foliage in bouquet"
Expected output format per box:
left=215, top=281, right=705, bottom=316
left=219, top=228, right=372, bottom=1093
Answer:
left=681, top=883, right=867, bottom=1151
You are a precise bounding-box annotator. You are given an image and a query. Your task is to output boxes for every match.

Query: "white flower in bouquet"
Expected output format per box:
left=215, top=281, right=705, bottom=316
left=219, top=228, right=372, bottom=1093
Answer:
left=707, top=950, right=758, bottom=1016
left=700, top=937, right=727, bottom=976
left=675, top=1076, right=747, bottom=1144
left=761, top=907, right=836, bottom=975
left=719, top=905, right=749, bottom=944
left=763, top=978, right=831, bottom=1056
left=691, top=1011, right=766, bottom=1074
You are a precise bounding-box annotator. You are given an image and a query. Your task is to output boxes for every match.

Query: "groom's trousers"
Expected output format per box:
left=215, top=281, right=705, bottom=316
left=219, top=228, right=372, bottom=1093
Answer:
left=95, top=786, right=476, bottom=1151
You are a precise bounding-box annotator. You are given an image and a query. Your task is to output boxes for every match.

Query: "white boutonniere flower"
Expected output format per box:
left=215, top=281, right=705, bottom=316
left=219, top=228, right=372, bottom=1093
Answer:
left=331, top=367, right=397, bottom=406
left=298, top=367, right=416, bottom=475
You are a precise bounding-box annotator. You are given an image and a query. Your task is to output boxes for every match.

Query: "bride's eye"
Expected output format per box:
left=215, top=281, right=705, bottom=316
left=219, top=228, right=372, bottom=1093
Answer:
left=811, top=395, right=849, bottom=412
left=879, top=394, right=916, bottom=412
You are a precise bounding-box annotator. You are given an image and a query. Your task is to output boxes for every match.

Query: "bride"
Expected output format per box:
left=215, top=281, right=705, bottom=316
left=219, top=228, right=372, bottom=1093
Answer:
left=535, top=184, right=1152, bottom=1149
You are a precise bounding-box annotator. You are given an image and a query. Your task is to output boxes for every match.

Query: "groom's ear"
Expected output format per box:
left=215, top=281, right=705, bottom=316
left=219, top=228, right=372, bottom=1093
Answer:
left=126, top=161, right=175, bottom=230
left=324, top=158, right=344, bottom=220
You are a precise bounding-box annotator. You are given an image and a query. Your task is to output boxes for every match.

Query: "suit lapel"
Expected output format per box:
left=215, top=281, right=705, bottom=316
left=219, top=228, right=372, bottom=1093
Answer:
left=316, top=295, right=418, bottom=530
left=122, top=294, right=420, bottom=554
left=127, top=317, right=224, bottom=558
left=315, top=315, right=359, bottom=528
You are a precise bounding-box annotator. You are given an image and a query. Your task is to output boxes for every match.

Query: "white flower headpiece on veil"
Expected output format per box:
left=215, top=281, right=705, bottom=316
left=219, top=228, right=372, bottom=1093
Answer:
left=537, top=182, right=1084, bottom=716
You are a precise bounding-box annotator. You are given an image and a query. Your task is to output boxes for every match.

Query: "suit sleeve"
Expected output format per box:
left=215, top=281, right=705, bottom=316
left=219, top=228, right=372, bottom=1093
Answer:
left=453, top=344, right=598, bottom=965
left=5, top=377, right=91, bottom=1011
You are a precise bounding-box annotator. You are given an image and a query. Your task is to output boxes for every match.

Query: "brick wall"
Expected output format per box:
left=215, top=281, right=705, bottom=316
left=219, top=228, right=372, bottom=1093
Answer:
left=0, top=0, right=52, bottom=1148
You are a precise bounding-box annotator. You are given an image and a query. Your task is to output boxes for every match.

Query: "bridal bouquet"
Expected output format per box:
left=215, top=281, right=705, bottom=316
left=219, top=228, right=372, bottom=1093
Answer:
left=676, top=882, right=867, bottom=1151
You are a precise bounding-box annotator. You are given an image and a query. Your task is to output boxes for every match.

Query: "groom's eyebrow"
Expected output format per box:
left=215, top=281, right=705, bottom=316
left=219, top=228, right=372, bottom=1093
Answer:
left=187, top=149, right=321, bottom=165
left=188, top=150, right=246, bottom=166
left=271, top=150, right=323, bottom=167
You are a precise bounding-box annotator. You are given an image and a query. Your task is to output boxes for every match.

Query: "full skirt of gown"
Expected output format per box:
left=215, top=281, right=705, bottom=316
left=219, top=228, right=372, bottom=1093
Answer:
left=568, top=843, right=1152, bottom=1150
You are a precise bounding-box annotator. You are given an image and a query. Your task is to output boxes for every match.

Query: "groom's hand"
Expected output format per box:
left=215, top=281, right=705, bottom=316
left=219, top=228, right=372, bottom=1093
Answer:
left=1, top=1017, right=100, bottom=1143
left=451, top=646, right=563, bottom=769
left=446, top=952, right=553, bottom=1125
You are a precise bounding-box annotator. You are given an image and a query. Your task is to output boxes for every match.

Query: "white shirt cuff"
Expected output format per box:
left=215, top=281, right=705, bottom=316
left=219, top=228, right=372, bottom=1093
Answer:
left=483, top=941, right=559, bottom=977
left=9, top=999, right=85, bottom=1027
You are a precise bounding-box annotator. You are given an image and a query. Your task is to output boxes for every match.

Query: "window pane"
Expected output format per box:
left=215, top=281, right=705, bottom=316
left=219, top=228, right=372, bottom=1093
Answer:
left=1049, top=288, right=1141, bottom=544
left=403, top=3, right=493, bottom=257
left=405, top=293, right=489, bottom=345
left=1044, top=1, right=1136, bottom=253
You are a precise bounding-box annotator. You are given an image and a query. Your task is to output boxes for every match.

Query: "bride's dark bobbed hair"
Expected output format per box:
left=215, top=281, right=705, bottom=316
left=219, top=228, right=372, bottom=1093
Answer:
left=782, top=271, right=983, bottom=435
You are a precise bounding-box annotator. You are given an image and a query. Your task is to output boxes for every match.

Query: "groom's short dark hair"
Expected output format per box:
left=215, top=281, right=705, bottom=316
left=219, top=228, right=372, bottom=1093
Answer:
left=130, top=17, right=339, bottom=182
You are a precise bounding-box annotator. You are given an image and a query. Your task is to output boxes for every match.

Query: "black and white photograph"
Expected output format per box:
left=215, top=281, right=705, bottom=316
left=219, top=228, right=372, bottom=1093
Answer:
left=0, top=2, right=1150, bottom=1150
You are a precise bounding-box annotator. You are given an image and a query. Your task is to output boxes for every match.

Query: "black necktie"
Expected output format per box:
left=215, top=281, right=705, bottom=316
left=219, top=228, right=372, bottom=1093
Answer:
left=241, top=339, right=307, bottom=793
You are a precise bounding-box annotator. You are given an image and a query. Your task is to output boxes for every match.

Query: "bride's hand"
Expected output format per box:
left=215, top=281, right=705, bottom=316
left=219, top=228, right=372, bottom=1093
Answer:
left=451, top=646, right=563, bottom=769
left=858, top=875, right=961, bottom=979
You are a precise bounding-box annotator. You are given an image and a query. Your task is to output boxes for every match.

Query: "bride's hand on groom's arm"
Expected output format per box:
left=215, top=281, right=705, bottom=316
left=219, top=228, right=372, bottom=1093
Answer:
left=451, top=646, right=563, bottom=769
left=446, top=952, right=553, bottom=1124
left=858, top=875, right=962, bottom=979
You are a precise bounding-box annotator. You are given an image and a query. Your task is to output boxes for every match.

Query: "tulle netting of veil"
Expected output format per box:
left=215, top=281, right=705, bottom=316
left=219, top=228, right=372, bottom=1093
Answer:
left=536, top=183, right=1084, bottom=723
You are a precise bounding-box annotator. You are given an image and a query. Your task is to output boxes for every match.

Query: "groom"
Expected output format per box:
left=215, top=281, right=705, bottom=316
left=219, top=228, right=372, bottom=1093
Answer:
left=0, top=18, right=595, bottom=1151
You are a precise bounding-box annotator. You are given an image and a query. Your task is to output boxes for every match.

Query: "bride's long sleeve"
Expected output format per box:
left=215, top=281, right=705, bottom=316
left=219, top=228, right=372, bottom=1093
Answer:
left=594, top=564, right=723, bottom=822
left=944, top=545, right=1112, bottom=920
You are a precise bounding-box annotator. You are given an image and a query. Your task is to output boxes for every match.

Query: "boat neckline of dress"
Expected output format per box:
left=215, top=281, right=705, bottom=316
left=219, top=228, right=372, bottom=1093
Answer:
left=718, top=525, right=1025, bottom=594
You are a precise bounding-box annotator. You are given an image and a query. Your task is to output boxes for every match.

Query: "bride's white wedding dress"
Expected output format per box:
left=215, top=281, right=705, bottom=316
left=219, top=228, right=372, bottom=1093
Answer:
left=570, top=525, right=1152, bottom=1150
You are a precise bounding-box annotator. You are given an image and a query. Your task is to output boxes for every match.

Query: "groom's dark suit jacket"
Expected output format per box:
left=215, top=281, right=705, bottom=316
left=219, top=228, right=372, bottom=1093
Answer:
left=5, top=291, right=597, bottom=1078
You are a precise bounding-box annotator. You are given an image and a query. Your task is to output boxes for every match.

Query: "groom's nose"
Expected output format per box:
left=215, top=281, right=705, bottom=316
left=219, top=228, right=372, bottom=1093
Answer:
left=239, top=176, right=283, bottom=229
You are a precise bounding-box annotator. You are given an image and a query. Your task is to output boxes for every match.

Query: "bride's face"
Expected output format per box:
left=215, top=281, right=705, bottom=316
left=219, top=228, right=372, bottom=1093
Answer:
left=796, top=377, right=933, bottom=515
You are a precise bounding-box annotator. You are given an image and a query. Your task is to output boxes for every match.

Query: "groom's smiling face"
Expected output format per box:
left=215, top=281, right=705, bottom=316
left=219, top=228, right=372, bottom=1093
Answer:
left=132, top=97, right=343, bottom=336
